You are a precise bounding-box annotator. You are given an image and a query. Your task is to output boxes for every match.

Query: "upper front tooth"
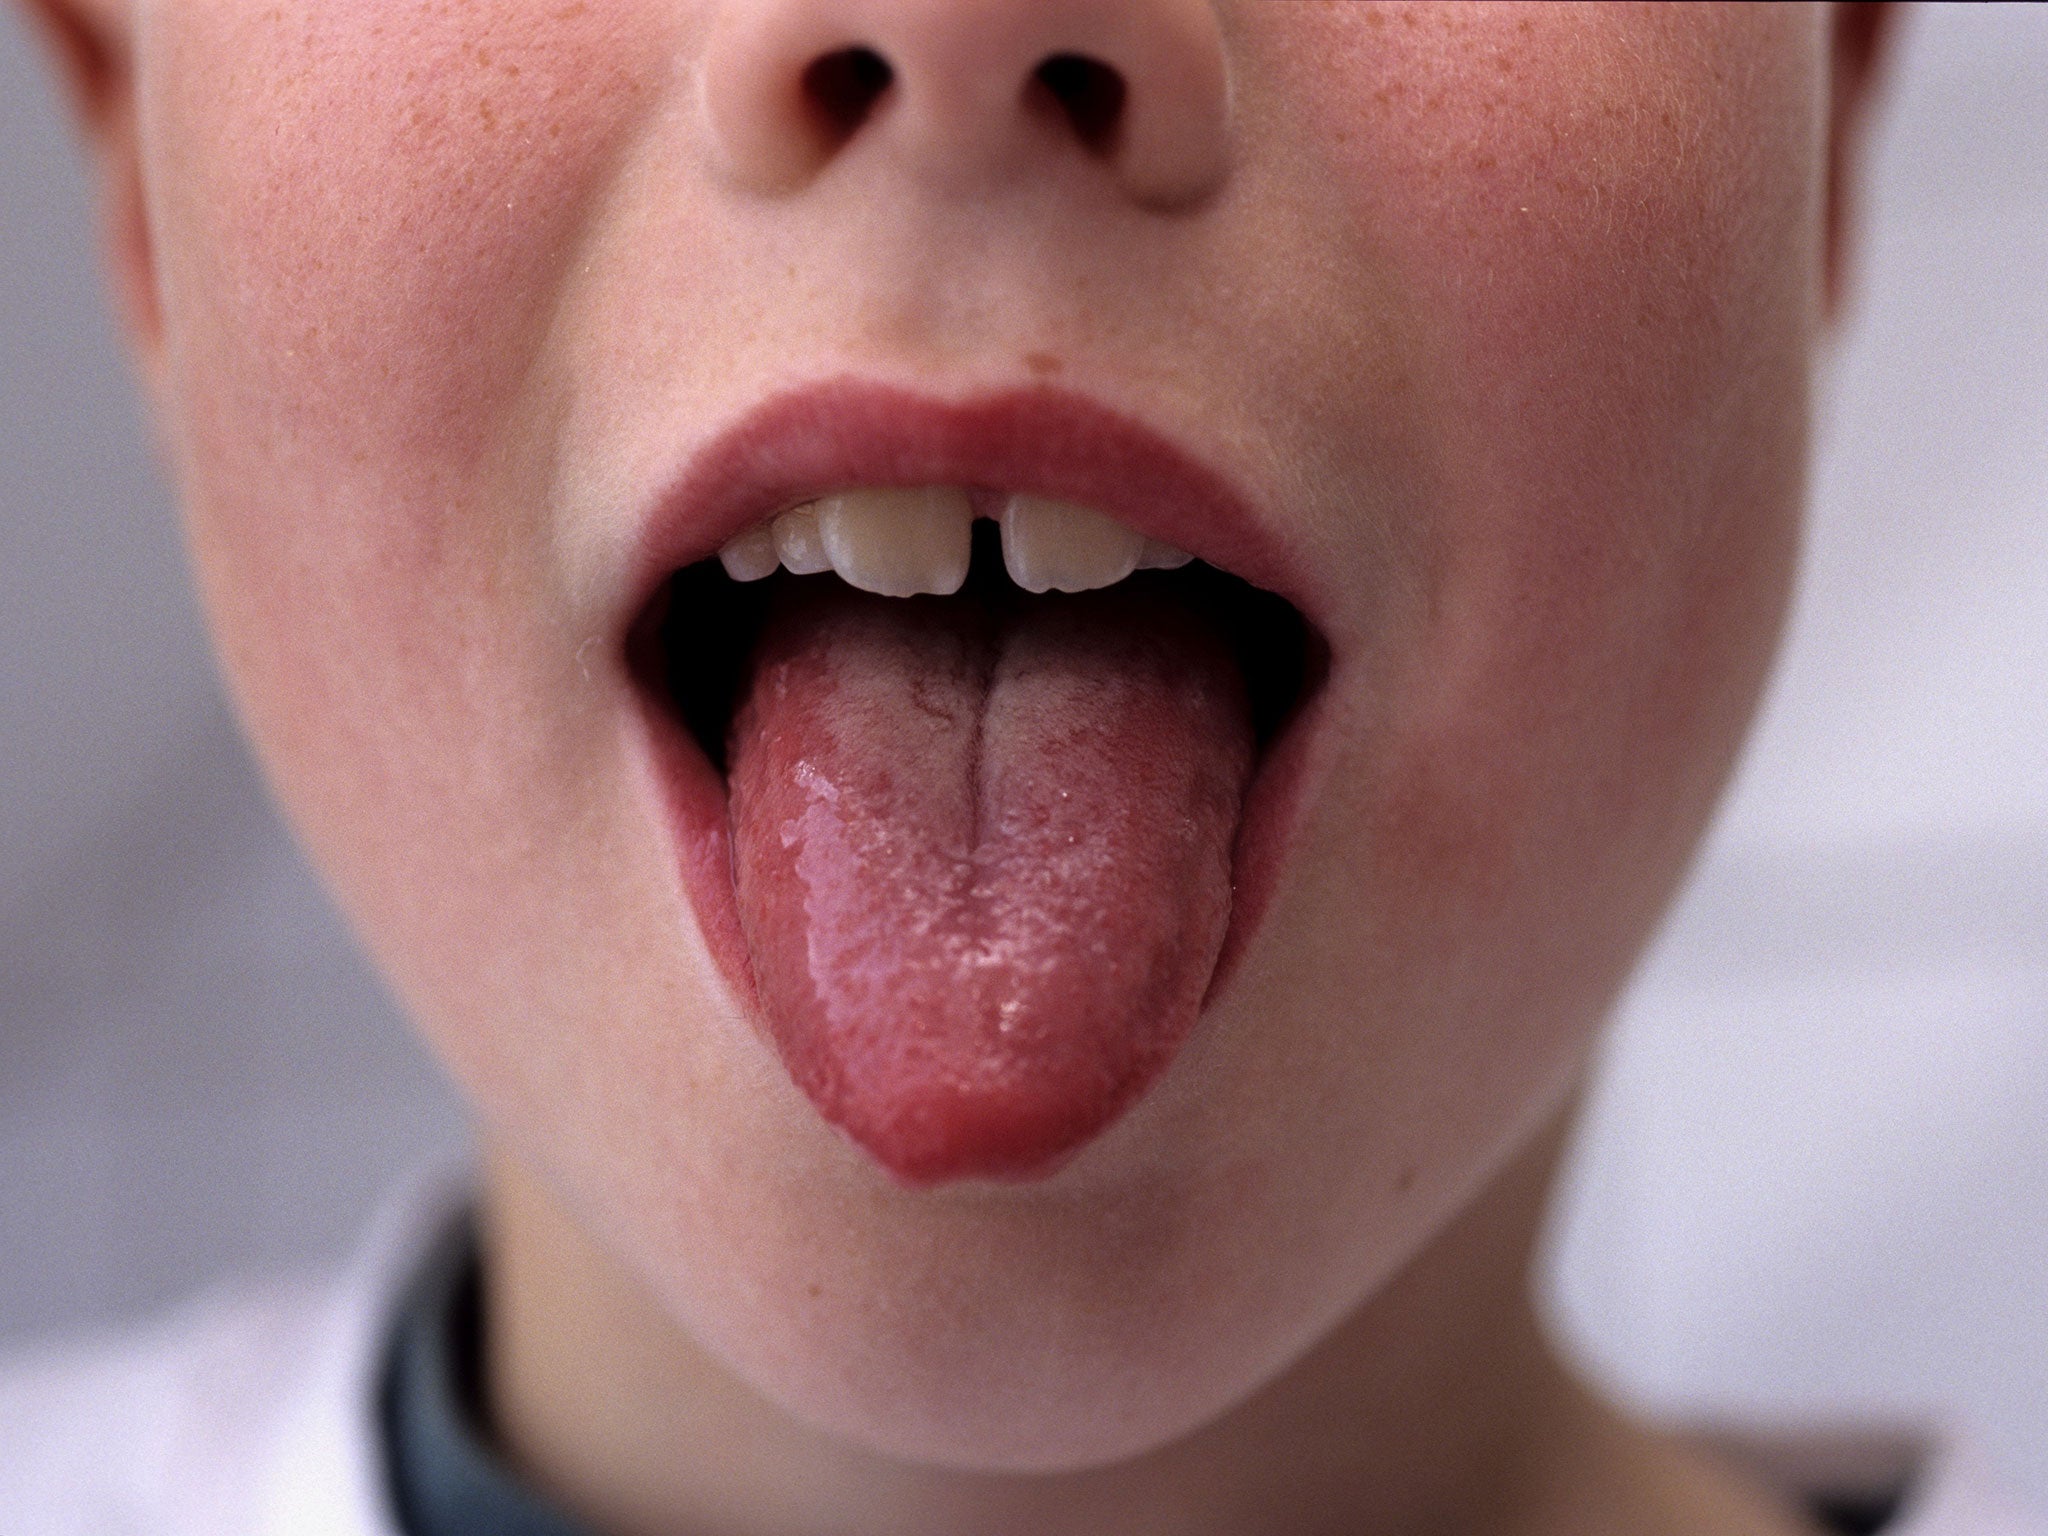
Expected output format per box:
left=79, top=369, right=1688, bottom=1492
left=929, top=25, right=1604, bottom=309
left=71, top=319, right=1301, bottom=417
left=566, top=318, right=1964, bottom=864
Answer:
left=773, top=503, right=833, bottom=575
left=999, top=495, right=1145, bottom=594
left=817, top=487, right=974, bottom=597
left=1136, top=539, right=1194, bottom=571
left=719, top=522, right=779, bottom=581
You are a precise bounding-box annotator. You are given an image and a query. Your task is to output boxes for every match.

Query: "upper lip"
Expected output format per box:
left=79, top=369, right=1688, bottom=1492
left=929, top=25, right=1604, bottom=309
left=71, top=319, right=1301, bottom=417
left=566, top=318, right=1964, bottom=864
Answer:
left=625, top=377, right=1327, bottom=631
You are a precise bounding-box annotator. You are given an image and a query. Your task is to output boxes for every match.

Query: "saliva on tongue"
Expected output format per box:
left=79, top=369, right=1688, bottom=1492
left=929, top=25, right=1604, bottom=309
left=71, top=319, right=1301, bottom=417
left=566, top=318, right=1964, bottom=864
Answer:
left=726, top=569, right=1253, bottom=1185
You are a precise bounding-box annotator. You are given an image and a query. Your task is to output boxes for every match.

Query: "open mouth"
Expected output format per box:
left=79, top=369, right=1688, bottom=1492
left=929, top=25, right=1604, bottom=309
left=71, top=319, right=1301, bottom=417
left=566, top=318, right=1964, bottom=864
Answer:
left=620, top=389, right=1330, bottom=1186
left=632, top=516, right=1318, bottom=780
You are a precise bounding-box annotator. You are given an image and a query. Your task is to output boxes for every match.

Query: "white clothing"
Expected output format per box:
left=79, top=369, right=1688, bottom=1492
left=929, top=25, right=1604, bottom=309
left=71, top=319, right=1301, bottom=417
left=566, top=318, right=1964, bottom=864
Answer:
left=0, top=1171, right=458, bottom=1536
left=1, top=1174, right=2040, bottom=1536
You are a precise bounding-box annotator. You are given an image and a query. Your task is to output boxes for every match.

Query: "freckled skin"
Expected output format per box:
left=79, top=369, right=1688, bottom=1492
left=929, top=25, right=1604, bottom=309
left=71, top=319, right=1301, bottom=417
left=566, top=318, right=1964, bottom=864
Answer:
left=86, top=0, right=1833, bottom=1483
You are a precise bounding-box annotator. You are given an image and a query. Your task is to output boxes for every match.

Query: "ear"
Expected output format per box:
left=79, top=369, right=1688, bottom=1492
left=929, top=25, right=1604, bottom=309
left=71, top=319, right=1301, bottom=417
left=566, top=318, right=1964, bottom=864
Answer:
left=1823, top=2, right=1896, bottom=321
left=15, top=0, right=163, bottom=359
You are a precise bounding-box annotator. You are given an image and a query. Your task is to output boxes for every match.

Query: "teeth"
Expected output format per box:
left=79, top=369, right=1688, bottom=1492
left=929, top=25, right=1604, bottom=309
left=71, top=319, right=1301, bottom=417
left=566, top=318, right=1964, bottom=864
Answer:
left=772, top=503, right=833, bottom=575
left=999, top=495, right=1146, bottom=594
left=1137, top=539, right=1194, bottom=571
left=816, top=487, right=974, bottom=597
left=723, top=490, right=1196, bottom=596
left=718, top=522, right=779, bottom=582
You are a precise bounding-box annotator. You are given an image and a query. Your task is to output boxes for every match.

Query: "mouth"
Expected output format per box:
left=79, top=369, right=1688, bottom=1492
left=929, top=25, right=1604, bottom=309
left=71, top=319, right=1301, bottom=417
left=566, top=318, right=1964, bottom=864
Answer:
left=622, top=383, right=1331, bottom=1186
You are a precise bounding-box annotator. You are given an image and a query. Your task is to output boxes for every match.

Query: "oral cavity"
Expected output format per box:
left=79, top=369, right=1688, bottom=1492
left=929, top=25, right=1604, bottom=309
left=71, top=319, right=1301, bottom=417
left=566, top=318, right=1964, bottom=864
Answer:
left=719, top=487, right=1195, bottom=597
left=653, top=499, right=1306, bottom=1186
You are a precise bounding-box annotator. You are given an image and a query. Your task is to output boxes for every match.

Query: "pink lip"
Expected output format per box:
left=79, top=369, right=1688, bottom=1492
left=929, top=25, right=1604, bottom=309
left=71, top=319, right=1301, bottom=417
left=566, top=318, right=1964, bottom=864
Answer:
left=627, top=380, right=1329, bottom=624
left=624, top=379, right=1333, bottom=1163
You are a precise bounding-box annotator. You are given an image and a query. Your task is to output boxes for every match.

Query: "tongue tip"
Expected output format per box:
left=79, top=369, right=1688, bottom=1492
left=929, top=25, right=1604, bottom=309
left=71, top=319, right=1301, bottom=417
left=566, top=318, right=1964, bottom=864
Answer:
left=865, top=1136, right=1083, bottom=1189
left=843, top=1105, right=1105, bottom=1187
left=832, top=1073, right=1150, bottom=1188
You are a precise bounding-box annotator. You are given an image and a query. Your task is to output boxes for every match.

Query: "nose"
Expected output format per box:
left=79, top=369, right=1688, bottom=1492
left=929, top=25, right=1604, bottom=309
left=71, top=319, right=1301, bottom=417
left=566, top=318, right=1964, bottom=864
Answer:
left=698, top=0, right=1232, bottom=208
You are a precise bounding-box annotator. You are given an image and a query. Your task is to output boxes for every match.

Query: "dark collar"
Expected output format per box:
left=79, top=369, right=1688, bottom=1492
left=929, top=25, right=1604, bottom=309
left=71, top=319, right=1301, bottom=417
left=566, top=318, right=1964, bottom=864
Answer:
left=377, top=1212, right=1903, bottom=1536
left=378, top=1212, right=593, bottom=1536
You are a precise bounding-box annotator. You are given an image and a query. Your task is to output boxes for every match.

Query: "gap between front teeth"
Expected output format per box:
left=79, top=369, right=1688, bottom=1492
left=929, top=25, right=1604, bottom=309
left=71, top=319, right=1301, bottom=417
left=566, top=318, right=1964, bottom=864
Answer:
left=718, top=489, right=1196, bottom=597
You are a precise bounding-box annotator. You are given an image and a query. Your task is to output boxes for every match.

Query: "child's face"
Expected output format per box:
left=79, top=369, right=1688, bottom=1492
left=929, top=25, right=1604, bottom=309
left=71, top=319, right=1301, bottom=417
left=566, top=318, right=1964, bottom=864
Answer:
left=121, top=0, right=1825, bottom=1470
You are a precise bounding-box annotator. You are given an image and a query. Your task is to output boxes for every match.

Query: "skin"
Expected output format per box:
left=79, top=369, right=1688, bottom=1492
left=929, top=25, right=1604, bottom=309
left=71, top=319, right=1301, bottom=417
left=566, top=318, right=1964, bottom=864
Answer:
left=21, top=2, right=1890, bottom=1533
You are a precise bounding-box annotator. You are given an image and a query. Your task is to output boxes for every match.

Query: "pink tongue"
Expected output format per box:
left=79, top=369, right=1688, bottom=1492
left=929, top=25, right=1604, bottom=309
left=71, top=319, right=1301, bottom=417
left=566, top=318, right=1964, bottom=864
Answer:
left=727, top=580, right=1252, bottom=1185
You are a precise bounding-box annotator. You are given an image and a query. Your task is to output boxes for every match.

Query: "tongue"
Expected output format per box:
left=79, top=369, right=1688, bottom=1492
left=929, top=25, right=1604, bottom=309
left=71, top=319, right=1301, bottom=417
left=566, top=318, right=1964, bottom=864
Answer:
left=727, top=578, right=1253, bottom=1185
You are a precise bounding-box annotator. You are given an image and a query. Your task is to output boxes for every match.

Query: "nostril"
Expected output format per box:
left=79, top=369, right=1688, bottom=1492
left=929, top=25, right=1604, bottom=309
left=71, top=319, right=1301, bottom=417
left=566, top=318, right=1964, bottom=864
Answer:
left=704, top=5, right=1223, bottom=205
left=802, top=47, right=894, bottom=141
left=1032, top=53, right=1127, bottom=155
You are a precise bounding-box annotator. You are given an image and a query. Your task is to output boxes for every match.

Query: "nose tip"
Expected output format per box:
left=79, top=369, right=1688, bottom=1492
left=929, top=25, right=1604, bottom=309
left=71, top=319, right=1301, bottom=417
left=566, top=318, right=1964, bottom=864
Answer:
left=699, top=0, right=1232, bottom=209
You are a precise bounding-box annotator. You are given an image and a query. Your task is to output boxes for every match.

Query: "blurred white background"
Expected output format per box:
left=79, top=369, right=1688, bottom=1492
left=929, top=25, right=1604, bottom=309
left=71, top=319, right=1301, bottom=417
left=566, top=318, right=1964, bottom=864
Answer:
left=3, top=2, right=2043, bottom=1509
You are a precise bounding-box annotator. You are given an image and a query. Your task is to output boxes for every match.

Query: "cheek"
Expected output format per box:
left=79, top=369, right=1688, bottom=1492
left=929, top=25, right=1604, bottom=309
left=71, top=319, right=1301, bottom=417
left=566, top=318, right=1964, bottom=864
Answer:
left=143, top=3, right=666, bottom=467
left=1202, top=6, right=1826, bottom=1214
left=139, top=0, right=661, bottom=680
left=130, top=4, right=699, bottom=1066
left=1285, top=3, right=1821, bottom=884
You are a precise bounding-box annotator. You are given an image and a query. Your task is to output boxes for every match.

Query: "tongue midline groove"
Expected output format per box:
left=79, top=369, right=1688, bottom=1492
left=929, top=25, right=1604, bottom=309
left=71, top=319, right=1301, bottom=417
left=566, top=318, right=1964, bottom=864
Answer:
left=627, top=520, right=1324, bottom=780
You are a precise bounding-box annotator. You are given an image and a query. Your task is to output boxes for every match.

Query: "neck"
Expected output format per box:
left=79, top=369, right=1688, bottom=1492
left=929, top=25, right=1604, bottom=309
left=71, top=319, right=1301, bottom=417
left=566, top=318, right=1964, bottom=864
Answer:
left=476, top=1119, right=1773, bottom=1536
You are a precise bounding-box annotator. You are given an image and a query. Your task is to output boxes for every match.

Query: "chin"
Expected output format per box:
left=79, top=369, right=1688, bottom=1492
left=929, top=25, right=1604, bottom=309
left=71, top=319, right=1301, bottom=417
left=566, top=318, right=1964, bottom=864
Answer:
left=557, top=965, right=1500, bottom=1479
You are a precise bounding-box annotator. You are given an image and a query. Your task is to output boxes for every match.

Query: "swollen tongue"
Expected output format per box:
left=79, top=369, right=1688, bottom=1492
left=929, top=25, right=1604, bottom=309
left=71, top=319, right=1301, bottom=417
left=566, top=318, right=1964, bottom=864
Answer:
left=727, top=580, right=1252, bottom=1185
